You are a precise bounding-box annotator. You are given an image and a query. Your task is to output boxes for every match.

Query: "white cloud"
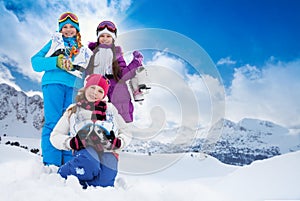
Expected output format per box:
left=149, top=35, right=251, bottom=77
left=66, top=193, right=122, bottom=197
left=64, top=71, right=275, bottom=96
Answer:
left=226, top=59, right=300, bottom=129
left=0, top=0, right=227, bottom=131
left=133, top=52, right=225, bottom=131
left=216, top=57, right=236, bottom=66
left=0, top=0, right=133, bottom=85
left=0, top=55, right=21, bottom=91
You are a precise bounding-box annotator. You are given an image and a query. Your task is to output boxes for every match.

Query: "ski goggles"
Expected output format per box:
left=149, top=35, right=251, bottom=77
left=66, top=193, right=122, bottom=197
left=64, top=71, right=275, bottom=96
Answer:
left=97, top=21, right=117, bottom=33
left=58, top=12, right=79, bottom=23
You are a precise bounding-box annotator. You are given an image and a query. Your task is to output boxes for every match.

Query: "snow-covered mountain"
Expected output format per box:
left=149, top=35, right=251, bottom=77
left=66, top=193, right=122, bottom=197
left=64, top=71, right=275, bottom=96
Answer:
left=1, top=82, right=300, bottom=166
left=125, top=118, right=300, bottom=166
left=204, top=118, right=300, bottom=165
left=0, top=83, right=43, bottom=138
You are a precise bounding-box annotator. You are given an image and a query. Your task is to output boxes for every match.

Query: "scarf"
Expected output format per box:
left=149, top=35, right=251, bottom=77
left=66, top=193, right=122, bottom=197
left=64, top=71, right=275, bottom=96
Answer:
left=93, top=44, right=113, bottom=75
left=77, top=99, right=107, bottom=122
left=63, top=36, right=79, bottom=59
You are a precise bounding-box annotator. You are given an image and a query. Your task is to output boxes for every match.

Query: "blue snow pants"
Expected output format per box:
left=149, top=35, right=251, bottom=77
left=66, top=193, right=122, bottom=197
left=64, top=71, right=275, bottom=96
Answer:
left=58, top=147, right=118, bottom=188
left=41, top=84, right=77, bottom=166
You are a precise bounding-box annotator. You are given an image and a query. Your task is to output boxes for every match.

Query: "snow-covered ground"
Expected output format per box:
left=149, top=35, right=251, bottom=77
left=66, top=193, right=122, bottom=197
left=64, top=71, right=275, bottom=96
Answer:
left=0, top=136, right=299, bottom=201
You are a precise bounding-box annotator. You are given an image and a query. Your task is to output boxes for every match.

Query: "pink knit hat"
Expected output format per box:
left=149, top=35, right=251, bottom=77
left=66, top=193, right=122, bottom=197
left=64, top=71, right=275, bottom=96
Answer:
left=85, top=74, right=110, bottom=97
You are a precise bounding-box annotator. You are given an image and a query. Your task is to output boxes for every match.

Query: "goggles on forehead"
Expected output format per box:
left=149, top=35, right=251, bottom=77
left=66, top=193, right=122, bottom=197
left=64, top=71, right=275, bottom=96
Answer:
left=97, top=21, right=117, bottom=33
left=58, top=12, right=79, bottom=23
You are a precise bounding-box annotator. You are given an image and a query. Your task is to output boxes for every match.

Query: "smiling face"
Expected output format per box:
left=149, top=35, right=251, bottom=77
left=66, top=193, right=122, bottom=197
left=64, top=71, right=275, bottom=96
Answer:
left=98, top=33, right=113, bottom=45
left=60, top=24, right=77, bottom=37
left=85, top=85, right=105, bottom=102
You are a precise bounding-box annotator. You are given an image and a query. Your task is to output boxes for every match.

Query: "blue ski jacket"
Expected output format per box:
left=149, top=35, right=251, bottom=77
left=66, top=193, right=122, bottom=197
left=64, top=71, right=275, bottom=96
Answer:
left=31, top=40, right=83, bottom=89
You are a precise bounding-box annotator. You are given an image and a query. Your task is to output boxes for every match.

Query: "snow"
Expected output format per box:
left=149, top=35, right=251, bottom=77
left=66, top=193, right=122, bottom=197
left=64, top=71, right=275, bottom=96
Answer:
left=0, top=137, right=299, bottom=201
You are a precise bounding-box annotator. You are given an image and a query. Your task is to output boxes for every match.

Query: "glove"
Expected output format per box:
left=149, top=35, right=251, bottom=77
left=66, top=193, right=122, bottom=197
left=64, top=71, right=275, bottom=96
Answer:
left=133, top=51, right=143, bottom=65
left=56, top=54, right=73, bottom=71
left=104, top=131, right=121, bottom=150
left=70, top=134, right=85, bottom=150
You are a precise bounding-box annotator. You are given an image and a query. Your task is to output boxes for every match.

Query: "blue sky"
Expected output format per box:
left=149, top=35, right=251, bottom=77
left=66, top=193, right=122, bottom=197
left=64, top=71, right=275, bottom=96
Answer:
left=1, top=0, right=300, bottom=86
left=0, top=0, right=300, bottom=130
left=127, top=0, right=300, bottom=85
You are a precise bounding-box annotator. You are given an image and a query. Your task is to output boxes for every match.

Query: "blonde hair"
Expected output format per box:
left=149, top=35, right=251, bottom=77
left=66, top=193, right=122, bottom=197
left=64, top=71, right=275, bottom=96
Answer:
left=67, top=87, right=86, bottom=118
left=76, top=32, right=82, bottom=48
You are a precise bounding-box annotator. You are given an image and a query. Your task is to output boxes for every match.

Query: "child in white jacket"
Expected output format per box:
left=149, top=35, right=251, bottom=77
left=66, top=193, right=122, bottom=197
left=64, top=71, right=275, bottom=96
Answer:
left=50, top=74, right=130, bottom=188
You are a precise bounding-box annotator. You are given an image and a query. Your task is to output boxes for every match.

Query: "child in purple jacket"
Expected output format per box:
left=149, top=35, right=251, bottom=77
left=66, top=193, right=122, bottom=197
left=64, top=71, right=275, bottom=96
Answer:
left=86, top=20, right=144, bottom=123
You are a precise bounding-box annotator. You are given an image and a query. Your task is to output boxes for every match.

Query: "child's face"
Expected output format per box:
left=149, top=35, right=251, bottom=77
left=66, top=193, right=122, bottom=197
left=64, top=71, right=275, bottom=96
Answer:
left=85, top=85, right=105, bottom=102
left=60, top=24, right=77, bottom=37
left=98, top=33, right=113, bottom=45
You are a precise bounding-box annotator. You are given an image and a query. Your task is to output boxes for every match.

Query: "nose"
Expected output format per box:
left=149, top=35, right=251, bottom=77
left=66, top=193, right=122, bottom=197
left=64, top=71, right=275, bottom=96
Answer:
left=93, top=90, right=100, bottom=96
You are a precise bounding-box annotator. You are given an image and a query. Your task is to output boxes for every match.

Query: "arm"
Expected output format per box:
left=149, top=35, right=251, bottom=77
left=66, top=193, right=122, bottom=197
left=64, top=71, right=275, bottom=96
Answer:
left=31, top=40, right=59, bottom=72
left=85, top=53, right=95, bottom=75
left=50, top=109, right=73, bottom=150
left=116, top=46, right=142, bottom=81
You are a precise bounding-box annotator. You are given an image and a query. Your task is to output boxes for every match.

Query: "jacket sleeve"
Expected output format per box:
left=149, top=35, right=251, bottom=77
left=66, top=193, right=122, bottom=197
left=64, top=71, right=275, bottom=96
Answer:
left=50, top=108, right=73, bottom=150
left=116, top=46, right=141, bottom=81
left=31, top=40, right=59, bottom=72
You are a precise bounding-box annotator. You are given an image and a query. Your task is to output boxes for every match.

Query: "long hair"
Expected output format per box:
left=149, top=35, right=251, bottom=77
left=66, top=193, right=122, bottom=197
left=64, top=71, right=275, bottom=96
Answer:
left=67, top=88, right=86, bottom=119
left=111, top=43, right=121, bottom=81
left=76, top=32, right=82, bottom=48
left=87, top=40, right=121, bottom=81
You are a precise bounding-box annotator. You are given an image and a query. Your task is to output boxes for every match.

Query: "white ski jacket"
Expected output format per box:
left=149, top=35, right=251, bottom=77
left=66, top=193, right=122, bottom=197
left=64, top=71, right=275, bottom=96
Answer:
left=50, top=102, right=131, bottom=152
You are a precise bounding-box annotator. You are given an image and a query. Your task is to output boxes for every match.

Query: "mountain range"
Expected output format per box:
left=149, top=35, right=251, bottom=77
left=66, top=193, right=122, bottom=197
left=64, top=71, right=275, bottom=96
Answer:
left=1, top=82, right=299, bottom=166
left=0, top=83, right=43, bottom=138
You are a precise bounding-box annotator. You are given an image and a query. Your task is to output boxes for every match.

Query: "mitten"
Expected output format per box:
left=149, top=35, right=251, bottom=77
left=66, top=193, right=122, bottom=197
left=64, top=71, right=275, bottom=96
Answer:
left=70, top=134, right=85, bottom=150
left=104, top=130, right=121, bottom=150
left=133, top=51, right=143, bottom=65
left=56, top=54, right=73, bottom=71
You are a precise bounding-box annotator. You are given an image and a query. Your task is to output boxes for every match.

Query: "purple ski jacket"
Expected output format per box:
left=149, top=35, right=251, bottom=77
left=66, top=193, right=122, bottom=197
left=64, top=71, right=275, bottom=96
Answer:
left=87, top=44, right=141, bottom=122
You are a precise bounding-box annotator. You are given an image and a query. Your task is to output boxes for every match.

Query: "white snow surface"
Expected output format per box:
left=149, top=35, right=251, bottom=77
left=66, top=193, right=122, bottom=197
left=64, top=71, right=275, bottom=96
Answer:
left=0, top=136, right=299, bottom=201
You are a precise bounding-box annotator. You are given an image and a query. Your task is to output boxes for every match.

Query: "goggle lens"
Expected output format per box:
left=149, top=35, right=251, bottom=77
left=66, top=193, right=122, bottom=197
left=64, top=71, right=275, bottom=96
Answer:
left=59, top=12, right=78, bottom=23
left=97, top=21, right=117, bottom=33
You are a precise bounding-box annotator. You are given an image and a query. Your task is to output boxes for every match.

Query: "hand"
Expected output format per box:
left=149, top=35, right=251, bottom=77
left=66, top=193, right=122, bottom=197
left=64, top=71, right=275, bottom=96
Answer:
left=104, top=131, right=121, bottom=150
left=133, top=51, right=143, bottom=65
left=70, top=134, right=85, bottom=150
left=56, top=54, right=73, bottom=71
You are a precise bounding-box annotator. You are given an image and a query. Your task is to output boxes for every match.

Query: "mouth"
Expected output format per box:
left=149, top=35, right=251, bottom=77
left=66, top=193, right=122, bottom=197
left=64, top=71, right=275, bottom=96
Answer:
left=63, top=32, right=75, bottom=37
left=88, top=95, right=96, bottom=100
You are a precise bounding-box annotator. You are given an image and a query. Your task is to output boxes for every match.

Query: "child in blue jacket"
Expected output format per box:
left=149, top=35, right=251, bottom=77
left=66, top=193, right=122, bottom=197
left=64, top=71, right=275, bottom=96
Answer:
left=31, top=12, right=92, bottom=166
left=50, top=74, right=131, bottom=188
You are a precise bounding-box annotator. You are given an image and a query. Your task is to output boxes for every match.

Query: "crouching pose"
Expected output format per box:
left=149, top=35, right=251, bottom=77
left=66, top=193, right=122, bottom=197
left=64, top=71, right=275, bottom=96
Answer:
left=50, top=74, right=130, bottom=188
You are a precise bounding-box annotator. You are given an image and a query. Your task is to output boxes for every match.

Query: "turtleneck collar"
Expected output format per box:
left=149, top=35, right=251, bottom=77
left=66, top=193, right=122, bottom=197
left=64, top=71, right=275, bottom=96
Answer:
left=98, top=43, right=113, bottom=49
